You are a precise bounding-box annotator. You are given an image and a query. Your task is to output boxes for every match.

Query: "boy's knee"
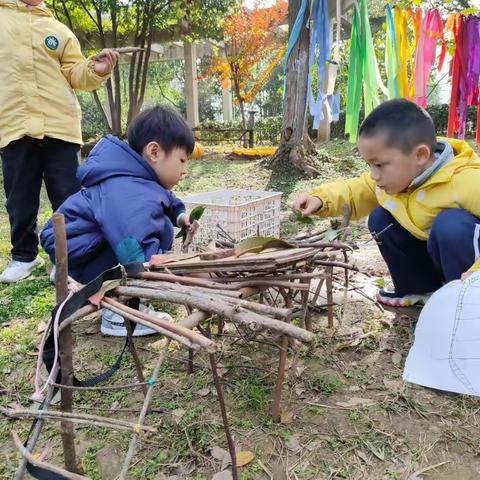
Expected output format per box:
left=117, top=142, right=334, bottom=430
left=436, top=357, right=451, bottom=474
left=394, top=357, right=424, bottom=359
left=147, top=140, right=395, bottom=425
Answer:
left=368, top=207, right=395, bottom=234
left=429, top=209, right=474, bottom=245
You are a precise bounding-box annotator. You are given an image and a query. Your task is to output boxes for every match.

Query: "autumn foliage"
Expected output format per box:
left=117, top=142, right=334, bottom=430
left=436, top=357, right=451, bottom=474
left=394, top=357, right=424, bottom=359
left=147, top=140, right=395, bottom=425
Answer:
left=206, top=0, right=287, bottom=126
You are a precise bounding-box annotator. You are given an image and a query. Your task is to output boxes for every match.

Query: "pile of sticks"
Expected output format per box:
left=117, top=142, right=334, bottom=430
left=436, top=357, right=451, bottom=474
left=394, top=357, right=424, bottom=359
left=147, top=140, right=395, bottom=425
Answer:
left=7, top=215, right=357, bottom=480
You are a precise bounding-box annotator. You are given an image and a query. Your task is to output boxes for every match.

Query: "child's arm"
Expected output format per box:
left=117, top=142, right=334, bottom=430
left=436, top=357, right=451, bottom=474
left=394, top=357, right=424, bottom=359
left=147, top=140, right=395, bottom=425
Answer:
left=60, top=35, right=118, bottom=91
left=294, top=172, right=379, bottom=219
left=164, top=191, right=189, bottom=229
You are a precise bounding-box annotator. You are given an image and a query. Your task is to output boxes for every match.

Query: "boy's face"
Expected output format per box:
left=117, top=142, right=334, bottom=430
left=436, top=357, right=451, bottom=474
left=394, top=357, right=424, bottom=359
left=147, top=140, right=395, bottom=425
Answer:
left=143, top=142, right=188, bottom=189
left=358, top=134, right=432, bottom=195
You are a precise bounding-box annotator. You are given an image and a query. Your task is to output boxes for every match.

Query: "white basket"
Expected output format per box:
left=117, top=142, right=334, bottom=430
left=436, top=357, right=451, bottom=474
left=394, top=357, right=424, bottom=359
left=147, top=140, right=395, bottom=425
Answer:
left=177, top=189, right=282, bottom=248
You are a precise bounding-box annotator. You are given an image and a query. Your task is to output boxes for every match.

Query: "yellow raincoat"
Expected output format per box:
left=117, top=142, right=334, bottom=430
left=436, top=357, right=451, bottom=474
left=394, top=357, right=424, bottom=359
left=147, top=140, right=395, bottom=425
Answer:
left=310, top=138, right=480, bottom=272
left=0, top=0, right=110, bottom=149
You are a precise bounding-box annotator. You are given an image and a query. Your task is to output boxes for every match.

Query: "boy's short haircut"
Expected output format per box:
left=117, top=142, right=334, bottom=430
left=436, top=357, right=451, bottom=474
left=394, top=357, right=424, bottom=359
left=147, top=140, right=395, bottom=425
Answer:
left=127, top=105, right=195, bottom=155
left=359, top=99, right=437, bottom=156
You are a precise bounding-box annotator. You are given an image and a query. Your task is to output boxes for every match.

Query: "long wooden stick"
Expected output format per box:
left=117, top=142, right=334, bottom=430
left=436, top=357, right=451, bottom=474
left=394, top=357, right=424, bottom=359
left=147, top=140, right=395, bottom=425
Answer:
left=53, top=213, right=78, bottom=474
left=137, top=271, right=309, bottom=291
left=114, top=286, right=314, bottom=342
left=11, top=431, right=88, bottom=480
left=102, top=298, right=216, bottom=351
left=123, top=298, right=147, bottom=397
left=210, top=353, right=238, bottom=480
left=119, top=339, right=171, bottom=479
left=100, top=300, right=201, bottom=351
left=126, top=280, right=292, bottom=320
left=2, top=408, right=155, bottom=433
left=14, top=385, right=56, bottom=479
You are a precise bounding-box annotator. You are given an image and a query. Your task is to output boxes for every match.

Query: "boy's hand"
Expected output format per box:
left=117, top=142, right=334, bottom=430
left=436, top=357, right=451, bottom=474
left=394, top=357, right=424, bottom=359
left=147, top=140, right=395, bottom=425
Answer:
left=178, top=214, right=193, bottom=232
left=93, top=49, right=120, bottom=76
left=291, top=194, right=323, bottom=217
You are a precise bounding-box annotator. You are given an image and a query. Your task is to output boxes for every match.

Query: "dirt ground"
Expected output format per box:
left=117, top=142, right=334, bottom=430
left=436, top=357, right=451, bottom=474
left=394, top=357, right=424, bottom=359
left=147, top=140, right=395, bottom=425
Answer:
left=1, top=147, right=480, bottom=479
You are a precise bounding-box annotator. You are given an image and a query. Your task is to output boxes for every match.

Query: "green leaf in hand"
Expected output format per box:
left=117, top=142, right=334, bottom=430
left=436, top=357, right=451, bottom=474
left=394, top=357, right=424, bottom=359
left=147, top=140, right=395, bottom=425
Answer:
left=189, top=205, right=206, bottom=222
left=294, top=212, right=314, bottom=225
left=176, top=205, right=206, bottom=241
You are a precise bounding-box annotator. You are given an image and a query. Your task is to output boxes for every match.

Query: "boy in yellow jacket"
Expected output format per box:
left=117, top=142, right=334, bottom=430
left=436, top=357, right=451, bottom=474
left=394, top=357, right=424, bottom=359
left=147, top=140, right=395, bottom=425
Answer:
left=293, top=99, right=480, bottom=307
left=0, top=0, right=119, bottom=282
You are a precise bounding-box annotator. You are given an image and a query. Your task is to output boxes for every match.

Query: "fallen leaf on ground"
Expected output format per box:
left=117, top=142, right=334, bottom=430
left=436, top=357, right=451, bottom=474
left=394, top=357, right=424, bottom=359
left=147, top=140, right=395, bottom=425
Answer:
left=196, top=387, right=211, bottom=397
left=280, top=409, right=294, bottom=424
left=170, top=408, right=186, bottom=424
left=391, top=352, right=402, bottom=366
left=236, top=451, right=255, bottom=467
left=383, top=378, right=404, bottom=392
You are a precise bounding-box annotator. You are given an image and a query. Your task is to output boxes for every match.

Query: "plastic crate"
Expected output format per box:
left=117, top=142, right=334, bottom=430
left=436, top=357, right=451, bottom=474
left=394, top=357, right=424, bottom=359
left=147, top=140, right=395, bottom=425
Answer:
left=178, top=189, right=282, bottom=248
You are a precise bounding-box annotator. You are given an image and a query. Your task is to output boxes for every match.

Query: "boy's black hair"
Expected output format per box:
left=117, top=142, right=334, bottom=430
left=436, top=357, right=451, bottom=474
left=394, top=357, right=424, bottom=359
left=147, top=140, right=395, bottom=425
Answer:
left=127, top=105, right=195, bottom=155
left=359, top=99, right=436, bottom=156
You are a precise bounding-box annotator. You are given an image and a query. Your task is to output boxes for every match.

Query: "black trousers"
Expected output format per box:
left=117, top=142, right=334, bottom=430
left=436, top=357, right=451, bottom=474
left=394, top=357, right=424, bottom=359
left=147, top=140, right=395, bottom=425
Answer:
left=1, top=136, right=81, bottom=262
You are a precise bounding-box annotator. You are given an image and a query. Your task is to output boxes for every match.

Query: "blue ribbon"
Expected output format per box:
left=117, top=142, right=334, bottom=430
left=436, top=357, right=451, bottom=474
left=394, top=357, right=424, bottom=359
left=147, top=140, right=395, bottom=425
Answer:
left=307, top=0, right=331, bottom=129
left=282, top=0, right=310, bottom=99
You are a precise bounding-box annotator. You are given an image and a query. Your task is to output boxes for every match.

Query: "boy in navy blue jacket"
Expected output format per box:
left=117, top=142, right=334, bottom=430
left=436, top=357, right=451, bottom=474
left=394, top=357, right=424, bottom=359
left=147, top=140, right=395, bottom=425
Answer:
left=41, top=106, right=194, bottom=335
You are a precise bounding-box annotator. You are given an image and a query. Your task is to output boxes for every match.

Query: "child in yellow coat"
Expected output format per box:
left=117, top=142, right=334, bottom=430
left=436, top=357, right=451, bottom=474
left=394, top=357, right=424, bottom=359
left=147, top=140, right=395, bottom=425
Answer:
left=293, top=99, right=480, bottom=307
left=0, top=0, right=119, bottom=282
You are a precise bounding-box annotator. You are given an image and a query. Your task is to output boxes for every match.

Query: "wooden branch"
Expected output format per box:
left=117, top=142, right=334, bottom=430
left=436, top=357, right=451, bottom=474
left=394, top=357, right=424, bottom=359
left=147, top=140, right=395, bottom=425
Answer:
left=51, top=381, right=148, bottom=391
left=92, top=90, right=112, bottom=132
left=314, top=260, right=357, bottom=270
left=114, top=286, right=314, bottom=343
left=136, top=271, right=309, bottom=291
left=100, top=300, right=208, bottom=352
left=119, top=337, right=171, bottom=478
left=178, top=311, right=211, bottom=329
left=14, top=385, right=57, bottom=480
left=126, top=280, right=291, bottom=320
left=128, top=279, right=242, bottom=298
left=102, top=298, right=216, bottom=352
left=11, top=431, right=88, bottom=480
left=2, top=408, right=156, bottom=433
left=295, top=241, right=353, bottom=250
left=52, top=213, right=78, bottom=474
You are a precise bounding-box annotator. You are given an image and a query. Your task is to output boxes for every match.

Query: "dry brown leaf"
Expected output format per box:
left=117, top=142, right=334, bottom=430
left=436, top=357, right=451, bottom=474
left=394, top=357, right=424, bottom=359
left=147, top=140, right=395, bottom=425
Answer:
left=391, top=352, right=402, bottom=366
left=216, top=362, right=227, bottom=377
left=236, top=451, right=255, bottom=467
left=170, top=408, right=185, bottom=425
left=280, top=409, right=294, bottom=424
left=383, top=378, right=403, bottom=392
left=196, top=387, right=211, bottom=397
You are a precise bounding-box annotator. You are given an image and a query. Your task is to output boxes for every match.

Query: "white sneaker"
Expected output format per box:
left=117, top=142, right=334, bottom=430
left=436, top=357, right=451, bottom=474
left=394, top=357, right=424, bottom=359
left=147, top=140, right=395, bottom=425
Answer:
left=0, top=256, right=45, bottom=283
left=100, top=304, right=173, bottom=337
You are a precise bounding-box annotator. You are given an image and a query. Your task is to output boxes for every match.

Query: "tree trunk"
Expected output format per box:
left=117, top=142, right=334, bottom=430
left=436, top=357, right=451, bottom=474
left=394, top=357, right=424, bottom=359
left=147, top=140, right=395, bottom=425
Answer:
left=268, top=0, right=319, bottom=177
